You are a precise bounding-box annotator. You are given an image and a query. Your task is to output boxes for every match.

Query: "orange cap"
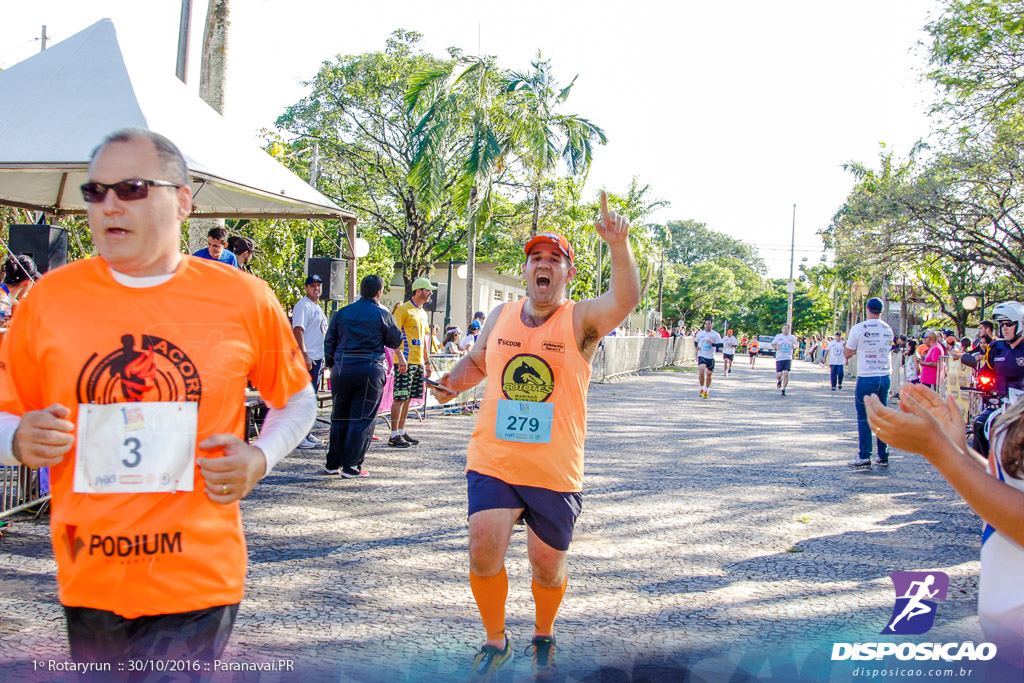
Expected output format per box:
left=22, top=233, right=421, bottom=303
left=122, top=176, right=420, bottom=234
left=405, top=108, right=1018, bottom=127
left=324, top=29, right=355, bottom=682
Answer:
left=524, top=232, right=574, bottom=262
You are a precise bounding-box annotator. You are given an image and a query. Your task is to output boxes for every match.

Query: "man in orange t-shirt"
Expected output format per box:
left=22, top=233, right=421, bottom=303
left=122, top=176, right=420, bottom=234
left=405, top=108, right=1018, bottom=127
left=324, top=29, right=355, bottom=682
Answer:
left=0, top=129, right=314, bottom=664
left=432, top=193, right=640, bottom=681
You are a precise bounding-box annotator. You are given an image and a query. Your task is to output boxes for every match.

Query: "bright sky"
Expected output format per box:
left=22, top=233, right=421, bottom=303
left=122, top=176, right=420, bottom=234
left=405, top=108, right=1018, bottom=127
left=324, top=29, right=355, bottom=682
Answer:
left=1, top=0, right=941, bottom=278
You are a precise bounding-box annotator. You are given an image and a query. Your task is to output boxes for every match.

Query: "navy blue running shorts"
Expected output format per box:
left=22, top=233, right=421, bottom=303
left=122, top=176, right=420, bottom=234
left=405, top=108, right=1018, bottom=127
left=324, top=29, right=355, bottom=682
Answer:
left=697, top=356, right=716, bottom=372
left=467, top=470, right=582, bottom=552
left=776, top=359, right=792, bottom=372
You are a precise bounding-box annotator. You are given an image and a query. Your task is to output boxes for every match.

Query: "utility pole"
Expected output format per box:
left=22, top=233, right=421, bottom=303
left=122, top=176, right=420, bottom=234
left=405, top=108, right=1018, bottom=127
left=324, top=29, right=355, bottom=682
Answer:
left=175, top=0, right=193, bottom=83
left=786, top=203, right=796, bottom=328
left=190, top=0, right=231, bottom=252
left=40, top=26, right=50, bottom=51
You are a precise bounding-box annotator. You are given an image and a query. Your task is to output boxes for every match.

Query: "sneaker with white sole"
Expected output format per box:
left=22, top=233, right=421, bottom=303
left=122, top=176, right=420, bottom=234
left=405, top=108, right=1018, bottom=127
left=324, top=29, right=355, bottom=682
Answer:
left=323, top=467, right=341, bottom=475
left=847, top=457, right=871, bottom=468
left=341, top=467, right=369, bottom=479
left=297, top=437, right=318, bottom=450
left=874, top=458, right=889, bottom=468
left=307, top=434, right=324, bottom=446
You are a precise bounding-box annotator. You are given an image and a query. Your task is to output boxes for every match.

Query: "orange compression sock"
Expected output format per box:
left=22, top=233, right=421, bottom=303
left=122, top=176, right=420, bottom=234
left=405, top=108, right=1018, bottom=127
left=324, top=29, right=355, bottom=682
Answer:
left=470, top=568, right=509, bottom=641
left=532, top=576, right=568, bottom=636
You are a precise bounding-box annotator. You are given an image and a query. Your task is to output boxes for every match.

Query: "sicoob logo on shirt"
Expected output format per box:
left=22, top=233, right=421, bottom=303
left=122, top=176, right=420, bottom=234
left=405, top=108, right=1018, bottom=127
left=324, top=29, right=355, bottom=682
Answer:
left=501, top=354, right=555, bottom=402
left=76, top=334, right=203, bottom=404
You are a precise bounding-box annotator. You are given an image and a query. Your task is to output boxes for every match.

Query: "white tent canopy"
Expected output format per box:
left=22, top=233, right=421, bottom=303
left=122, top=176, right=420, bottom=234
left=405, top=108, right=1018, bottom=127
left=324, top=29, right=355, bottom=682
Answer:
left=0, top=19, right=351, bottom=221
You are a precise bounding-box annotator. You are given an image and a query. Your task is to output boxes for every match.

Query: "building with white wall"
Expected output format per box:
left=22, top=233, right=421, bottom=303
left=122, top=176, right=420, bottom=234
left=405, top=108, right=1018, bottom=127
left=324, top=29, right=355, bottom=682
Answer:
left=382, top=262, right=527, bottom=332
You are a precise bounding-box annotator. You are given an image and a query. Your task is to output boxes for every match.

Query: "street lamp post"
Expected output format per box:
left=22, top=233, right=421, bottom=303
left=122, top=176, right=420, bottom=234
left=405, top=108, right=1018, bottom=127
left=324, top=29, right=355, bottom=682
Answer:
left=787, top=204, right=796, bottom=328
left=443, top=260, right=467, bottom=331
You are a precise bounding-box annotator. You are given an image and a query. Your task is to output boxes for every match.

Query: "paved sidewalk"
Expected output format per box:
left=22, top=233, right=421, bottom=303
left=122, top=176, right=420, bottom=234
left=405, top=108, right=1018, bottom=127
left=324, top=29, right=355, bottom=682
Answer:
left=0, top=360, right=989, bottom=681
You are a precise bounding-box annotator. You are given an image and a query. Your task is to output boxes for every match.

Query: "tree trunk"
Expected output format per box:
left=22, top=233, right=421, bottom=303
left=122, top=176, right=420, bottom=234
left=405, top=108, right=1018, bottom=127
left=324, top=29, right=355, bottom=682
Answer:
left=191, top=0, right=230, bottom=252
left=530, top=172, right=541, bottom=238
left=466, top=186, right=478, bottom=329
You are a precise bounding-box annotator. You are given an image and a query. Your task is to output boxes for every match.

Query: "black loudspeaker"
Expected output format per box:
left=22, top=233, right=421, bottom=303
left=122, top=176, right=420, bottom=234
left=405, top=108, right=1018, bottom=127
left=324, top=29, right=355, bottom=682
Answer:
left=423, top=282, right=445, bottom=313
left=306, top=257, right=347, bottom=301
left=8, top=224, right=68, bottom=274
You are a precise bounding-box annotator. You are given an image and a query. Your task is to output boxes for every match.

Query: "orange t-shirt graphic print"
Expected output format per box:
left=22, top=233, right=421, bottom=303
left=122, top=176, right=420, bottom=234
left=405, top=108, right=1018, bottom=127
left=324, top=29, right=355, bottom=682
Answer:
left=0, top=256, right=309, bottom=618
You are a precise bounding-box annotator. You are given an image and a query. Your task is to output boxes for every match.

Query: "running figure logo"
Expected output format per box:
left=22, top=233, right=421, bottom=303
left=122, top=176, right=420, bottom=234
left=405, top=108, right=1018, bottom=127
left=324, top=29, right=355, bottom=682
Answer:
left=883, top=571, right=949, bottom=635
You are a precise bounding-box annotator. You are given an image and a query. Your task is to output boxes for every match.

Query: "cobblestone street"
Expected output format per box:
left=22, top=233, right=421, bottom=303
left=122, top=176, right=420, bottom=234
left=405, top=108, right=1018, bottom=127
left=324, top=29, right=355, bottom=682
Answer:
left=0, top=360, right=993, bottom=681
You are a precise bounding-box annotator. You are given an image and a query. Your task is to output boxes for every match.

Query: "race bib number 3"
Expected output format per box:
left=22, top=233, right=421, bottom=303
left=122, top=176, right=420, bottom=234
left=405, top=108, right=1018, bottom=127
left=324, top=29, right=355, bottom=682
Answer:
left=495, top=399, right=554, bottom=444
left=74, top=402, right=198, bottom=494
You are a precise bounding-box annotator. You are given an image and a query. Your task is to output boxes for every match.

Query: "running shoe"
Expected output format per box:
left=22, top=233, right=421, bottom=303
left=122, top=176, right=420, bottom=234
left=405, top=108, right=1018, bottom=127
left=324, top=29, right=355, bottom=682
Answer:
left=341, top=467, right=369, bottom=478
left=470, top=638, right=513, bottom=682
left=323, top=467, right=341, bottom=475
left=307, top=434, right=324, bottom=446
left=847, top=457, right=871, bottom=468
left=401, top=433, right=420, bottom=445
left=777, top=379, right=782, bottom=388
left=527, top=636, right=558, bottom=680
left=781, top=389, right=786, bottom=396
left=387, top=436, right=411, bottom=448
left=874, top=458, right=889, bottom=468
left=297, top=437, right=318, bottom=449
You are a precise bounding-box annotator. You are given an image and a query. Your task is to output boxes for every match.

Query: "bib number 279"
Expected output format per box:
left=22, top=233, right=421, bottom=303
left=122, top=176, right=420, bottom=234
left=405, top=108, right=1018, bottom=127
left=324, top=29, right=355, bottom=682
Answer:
left=495, top=399, right=554, bottom=444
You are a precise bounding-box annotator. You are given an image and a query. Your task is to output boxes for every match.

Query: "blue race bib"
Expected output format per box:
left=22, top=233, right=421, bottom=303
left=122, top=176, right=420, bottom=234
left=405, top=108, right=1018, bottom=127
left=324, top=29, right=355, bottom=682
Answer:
left=495, top=399, right=554, bottom=444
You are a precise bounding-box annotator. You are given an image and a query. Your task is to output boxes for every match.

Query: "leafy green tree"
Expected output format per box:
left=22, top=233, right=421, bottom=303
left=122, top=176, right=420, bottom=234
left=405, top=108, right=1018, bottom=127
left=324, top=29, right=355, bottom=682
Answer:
left=275, top=30, right=470, bottom=298
left=735, top=279, right=832, bottom=337
left=926, top=0, right=1024, bottom=130
left=661, top=218, right=766, bottom=273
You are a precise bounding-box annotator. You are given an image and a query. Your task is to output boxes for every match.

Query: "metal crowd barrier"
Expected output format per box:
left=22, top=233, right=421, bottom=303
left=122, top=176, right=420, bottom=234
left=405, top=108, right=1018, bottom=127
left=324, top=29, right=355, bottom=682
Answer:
left=591, top=335, right=696, bottom=382
left=1, top=465, right=48, bottom=520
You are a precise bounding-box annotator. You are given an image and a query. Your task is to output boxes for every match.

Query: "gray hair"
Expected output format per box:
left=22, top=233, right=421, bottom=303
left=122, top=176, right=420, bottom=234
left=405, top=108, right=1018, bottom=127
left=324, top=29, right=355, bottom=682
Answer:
left=90, top=128, right=190, bottom=186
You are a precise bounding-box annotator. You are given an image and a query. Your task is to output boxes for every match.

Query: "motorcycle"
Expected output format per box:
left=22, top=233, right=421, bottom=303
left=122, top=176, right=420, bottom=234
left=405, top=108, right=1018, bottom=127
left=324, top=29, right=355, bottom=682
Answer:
left=962, top=371, right=1004, bottom=458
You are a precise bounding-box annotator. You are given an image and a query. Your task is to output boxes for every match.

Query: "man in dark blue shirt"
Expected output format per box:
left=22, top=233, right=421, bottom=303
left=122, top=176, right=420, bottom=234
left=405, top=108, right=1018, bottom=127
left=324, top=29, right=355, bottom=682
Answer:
left=322, top=274, right=403, bottom=478
left=963, top=301, right=1024, bottom=399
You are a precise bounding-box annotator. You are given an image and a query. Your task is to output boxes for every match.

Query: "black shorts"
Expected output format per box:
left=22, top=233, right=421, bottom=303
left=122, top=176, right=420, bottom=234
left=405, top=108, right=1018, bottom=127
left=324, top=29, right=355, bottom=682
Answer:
left=776, top=359, right=792, bottom=372
left=697, top=356, right=716, bottom=372
left=723, top=353, right=734, bottom=360
left=64, top=603, right=238, bottom=664
left=467, top=471, right=582, bottom=552
left=393, top=363, right=424, bottom=402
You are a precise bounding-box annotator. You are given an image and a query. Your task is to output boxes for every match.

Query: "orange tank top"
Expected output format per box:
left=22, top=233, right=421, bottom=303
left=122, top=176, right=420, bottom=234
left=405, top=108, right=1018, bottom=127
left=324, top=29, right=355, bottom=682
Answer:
left=466, top=298, right=592, bottom=492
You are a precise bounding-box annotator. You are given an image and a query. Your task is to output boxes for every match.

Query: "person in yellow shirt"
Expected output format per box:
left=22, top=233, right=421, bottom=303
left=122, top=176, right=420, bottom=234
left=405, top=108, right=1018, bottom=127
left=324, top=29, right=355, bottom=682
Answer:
left=432, top=192, right=640, bottom=681
left=389, top=277, right=435, bottom=448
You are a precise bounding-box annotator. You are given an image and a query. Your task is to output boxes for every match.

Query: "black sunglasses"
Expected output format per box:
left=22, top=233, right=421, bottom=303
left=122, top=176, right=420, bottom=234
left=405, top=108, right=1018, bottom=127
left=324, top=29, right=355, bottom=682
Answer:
left=81, top=179, right=182, bottom=203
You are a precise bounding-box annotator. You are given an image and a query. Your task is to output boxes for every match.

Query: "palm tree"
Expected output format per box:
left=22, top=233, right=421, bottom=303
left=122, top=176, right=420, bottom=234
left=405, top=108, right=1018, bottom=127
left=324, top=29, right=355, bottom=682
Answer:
left=406, top=58, right=514, bottom=326
left=505, top=52, right=607, bottom=237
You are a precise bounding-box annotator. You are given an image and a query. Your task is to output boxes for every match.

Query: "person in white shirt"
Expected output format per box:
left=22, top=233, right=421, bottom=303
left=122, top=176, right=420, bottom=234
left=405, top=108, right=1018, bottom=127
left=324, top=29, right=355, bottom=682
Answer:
left=823, top=332, right=848, bottom=390
left=772, top=324, right=799, bottom=396
left=694, top=318, right=723, bottom=398
left=292, top=274, right=329, bottom=449
left=460, top=319, right=482, bottom=353
left=721, top=329, right=739, bottom=375
left=844, top=297, right=895, bottom=468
